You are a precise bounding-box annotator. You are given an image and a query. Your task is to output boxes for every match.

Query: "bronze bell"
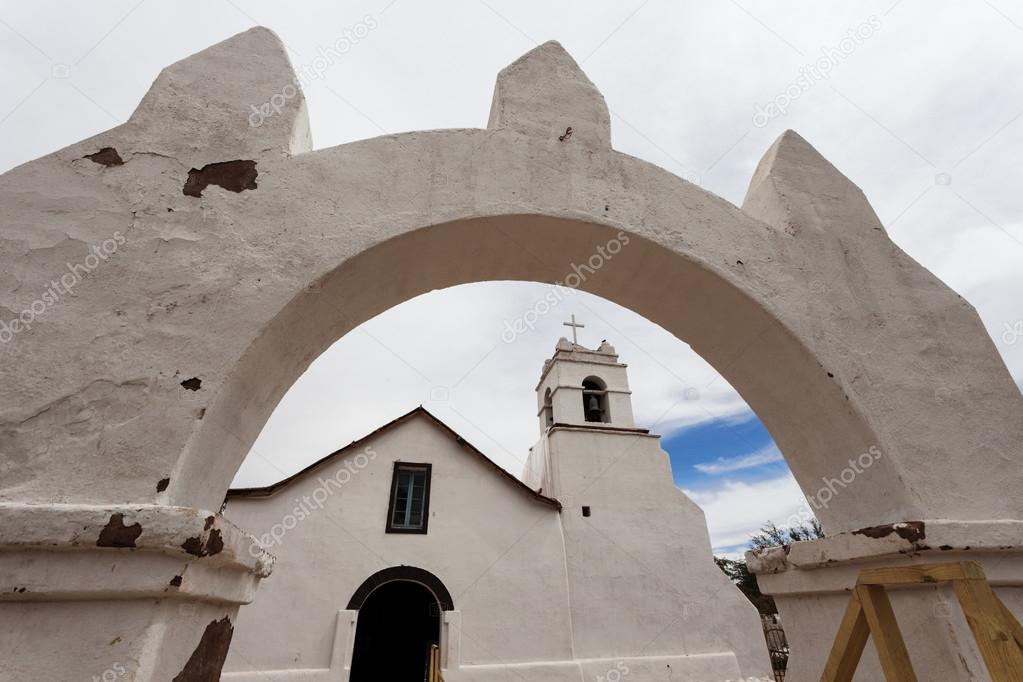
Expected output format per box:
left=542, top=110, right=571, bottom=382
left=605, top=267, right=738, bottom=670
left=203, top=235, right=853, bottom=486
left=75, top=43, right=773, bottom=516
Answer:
left=587, top=395, right=600, bottom=412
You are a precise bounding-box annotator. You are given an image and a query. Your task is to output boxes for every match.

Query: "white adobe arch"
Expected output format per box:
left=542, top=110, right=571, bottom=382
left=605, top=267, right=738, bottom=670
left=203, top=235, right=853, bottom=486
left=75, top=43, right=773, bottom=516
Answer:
left=0, top=27, right=1020, bottom=680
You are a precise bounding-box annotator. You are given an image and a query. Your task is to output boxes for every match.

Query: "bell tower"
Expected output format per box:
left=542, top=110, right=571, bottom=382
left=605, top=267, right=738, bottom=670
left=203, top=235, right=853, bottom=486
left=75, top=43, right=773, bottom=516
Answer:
left=523, top=324, right=644, bottom=499
left=534, top=336, right=636, bottom=433
left=521, top=328, right=768, bottom=673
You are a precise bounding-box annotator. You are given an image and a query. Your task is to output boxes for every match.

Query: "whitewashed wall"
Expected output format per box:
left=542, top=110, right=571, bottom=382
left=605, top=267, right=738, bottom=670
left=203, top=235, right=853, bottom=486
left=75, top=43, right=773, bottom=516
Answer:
left=222, top=413, right=573, bottom=676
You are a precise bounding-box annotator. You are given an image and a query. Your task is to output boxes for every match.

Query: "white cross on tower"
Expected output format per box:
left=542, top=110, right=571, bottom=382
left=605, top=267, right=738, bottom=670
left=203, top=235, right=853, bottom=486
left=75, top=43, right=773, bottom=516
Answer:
left=563, top=314, right=585, bottom=346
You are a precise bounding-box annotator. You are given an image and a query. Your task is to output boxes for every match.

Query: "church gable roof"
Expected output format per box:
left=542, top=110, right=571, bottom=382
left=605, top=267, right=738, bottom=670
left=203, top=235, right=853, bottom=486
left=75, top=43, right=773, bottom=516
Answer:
left=226, top=406, right=561, bottom=509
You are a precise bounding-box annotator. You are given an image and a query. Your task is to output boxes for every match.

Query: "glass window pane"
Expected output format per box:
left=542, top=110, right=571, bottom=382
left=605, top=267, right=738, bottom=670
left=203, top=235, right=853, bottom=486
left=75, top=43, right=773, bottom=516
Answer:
left=392, top=498, right=407, bottom=525
left=409, top=471, right=426, bottom=528
left=389, top=466, right=429, bottom=531
left=392, top=475, right=409, bottom=525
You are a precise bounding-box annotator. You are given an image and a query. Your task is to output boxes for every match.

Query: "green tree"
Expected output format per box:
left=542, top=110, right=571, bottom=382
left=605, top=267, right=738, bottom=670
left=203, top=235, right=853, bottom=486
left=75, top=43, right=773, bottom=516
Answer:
left=715, top=517, right=826, bottom=615
left=748, top=518, right=824, bottom=551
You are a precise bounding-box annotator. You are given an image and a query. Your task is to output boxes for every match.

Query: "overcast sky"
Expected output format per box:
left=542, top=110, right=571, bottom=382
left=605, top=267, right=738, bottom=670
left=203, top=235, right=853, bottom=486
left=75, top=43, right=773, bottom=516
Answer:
left=2, top=0, right=1021, bottom=555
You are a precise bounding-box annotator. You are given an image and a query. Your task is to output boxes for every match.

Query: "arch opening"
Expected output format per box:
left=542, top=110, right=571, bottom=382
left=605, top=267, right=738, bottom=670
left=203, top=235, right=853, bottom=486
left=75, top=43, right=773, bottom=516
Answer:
left=347, top=566, right=455, bottom=612
left=349, top=579, right=441, bottom=682
left=188, top=214, right=897, bottom=533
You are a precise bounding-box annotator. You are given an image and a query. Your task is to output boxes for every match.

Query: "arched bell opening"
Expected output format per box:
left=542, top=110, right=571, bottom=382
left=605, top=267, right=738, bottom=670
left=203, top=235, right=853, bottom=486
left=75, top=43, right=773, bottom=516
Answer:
left=542, top=387, right=555, bottom=428
left=581, top=376, right=610, bottom=423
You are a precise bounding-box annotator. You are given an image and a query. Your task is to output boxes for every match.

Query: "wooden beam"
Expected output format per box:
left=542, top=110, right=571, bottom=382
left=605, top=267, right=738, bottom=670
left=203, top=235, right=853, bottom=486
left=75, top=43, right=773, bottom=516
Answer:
left=857, top=562, right=977, bottom=586
left=820, top=591, right=871, bottom=682
left=994, top=595, right=1023, bottom=651
left=953, top=579, right=1023, bottom=681
left=820, top=562, right=1023, bottom=681
left=856, top=584, right=919, bottom=681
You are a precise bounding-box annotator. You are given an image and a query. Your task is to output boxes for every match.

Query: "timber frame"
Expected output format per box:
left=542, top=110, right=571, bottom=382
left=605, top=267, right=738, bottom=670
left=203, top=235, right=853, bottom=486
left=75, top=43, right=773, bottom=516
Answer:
left=821, top=561, right=1023, bottom=682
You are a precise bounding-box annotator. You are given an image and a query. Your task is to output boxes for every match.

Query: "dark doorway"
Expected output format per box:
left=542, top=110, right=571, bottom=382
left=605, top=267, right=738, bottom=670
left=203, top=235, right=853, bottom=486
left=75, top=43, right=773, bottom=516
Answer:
left=349, top=580, right=440, bottom=682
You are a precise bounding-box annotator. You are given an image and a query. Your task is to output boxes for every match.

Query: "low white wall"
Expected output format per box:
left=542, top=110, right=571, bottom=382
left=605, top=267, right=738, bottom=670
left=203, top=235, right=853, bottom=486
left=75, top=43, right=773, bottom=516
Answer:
left=450, top=652, right=752, bottom=682
left=750, top=522, right=1023, bottom=682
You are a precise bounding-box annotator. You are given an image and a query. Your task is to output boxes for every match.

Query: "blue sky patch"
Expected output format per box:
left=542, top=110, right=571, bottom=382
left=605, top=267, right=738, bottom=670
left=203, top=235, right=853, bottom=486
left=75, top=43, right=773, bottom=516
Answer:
left=663, top=412, right=791, bottom=491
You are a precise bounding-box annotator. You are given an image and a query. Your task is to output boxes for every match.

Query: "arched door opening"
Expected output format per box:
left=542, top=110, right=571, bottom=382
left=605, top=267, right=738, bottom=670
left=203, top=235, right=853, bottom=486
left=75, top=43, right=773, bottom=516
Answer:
left=349, top=580, right=441, bottom=682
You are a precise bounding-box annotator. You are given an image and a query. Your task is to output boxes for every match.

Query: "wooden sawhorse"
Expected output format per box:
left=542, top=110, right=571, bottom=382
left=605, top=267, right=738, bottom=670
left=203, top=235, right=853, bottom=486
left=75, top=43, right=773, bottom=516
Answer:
left=821, top=561, right=1023, bottom=681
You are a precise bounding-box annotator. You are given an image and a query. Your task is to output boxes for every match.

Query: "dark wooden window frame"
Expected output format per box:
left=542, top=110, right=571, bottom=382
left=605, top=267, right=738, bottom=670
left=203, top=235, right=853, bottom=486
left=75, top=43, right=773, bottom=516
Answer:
left=386, top=461, right=432, bottom=534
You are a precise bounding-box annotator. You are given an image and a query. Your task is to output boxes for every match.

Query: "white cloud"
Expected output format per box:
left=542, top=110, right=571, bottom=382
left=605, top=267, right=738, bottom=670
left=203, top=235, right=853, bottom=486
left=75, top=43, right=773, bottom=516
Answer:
left=713, top=548, right=749, bottom=562
left=684, top=473, right=811, bottom=551
left=236, top=282, right=750, bottom=487
left=693, top=445, right=784, bottom=475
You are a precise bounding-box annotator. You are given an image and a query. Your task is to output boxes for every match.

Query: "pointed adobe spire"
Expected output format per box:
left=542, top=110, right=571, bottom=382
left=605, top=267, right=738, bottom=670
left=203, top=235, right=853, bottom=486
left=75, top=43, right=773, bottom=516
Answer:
left=488, top=41, right=611, bottom=149
left=125, top=27, right=311, bottom=165
left=742, top=130, right=884, bottom=235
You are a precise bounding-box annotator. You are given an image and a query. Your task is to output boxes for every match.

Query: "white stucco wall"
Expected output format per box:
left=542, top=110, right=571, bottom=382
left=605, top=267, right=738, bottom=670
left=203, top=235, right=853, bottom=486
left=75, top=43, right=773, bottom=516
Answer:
left=223, top=401, right=772, bottom=680
left=546, top=426, right=770, bottom=678
left=523, top=437, right=552, bottom=494
left=222, top=412, right=574, bottom=675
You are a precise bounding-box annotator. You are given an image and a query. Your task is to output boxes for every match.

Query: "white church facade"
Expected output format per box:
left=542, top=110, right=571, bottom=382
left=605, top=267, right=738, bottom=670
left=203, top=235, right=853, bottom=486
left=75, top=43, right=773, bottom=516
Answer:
left=221, top=338, right=771, bottom=681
